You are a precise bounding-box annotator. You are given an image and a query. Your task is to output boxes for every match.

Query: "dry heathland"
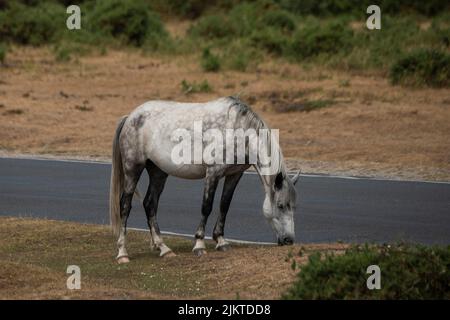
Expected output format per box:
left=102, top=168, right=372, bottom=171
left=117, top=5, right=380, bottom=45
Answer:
left=0, top=47, right=449, bottom=181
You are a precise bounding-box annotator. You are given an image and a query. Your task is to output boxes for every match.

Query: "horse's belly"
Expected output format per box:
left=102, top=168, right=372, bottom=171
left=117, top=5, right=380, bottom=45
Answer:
left=154, top=161, right=207, bottom=179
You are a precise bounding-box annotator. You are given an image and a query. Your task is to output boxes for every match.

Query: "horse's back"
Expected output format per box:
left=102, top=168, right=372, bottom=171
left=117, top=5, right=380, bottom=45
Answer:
left=120, top=97, right=235, bottom=179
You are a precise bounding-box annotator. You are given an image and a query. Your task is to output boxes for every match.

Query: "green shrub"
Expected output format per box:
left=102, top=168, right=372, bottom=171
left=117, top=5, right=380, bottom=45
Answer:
left=228, top=2, right=265, bottom=37
left=276, top=0, right=450, bottom=17
left=250, top=28, right=288, bottom=56
left=0, top=2, right=65, bottom=45
left=261, top=10, right=296, bottom=33
left=54, top=45, right=72, bottom=62
left=289, top=21, right=353, bottom=59
left=188, top=14, right=234, bottom=39
left=390, top=49, right=450, bottom=87
left=283, top=244, right=450, bottom=299
left=222, top=40, right=261, bottom=72
left=151, top=0, right=220, bottom=19
left=88, top=0, right=167, bottom=47
left=0, top=43, right=6, bottom=64
left=228, top=51, right=252, bottom=71
left=201, top=48, right=221, bottom=72
left=181, top=79, right=212, bottom=94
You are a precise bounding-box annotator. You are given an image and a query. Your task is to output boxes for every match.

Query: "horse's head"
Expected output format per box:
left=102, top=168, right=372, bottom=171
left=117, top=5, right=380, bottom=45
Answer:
left=263, top=170, right=300, bottom=245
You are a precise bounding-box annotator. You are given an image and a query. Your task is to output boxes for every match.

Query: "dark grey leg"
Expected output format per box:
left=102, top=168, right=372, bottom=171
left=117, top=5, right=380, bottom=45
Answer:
left=213, top=172, right=243, bottom=251
left=143, top=161, right=172, bottom=257
left=193, top=173, right=220, bottom=256
left=117, top=166, right=144, bottom=263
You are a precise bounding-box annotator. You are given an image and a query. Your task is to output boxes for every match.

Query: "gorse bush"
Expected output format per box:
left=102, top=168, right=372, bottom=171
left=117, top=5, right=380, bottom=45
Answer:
left=390, top=49, right=450, bottom=87
left=201, top=48, right=221, bottom=72
left=180, top=79, right=212, bottom=94
left=290, top=21, right=353, bottom=59
left=0, top=0, right=168, bottom=48
left=250, top=28, right=287, bottom=56
left=0, top=43, right=6, bottom=64
left=283, top=244, right=450, bottom=299
left=0, top=2, right=65, bottom=45
left=88, top=0, right=167, bottom=47
left=275, top=0, right=450, bottom=17
left=189, top=14, right=234, bottom=39
left=261, top=10, right=296, bottom=33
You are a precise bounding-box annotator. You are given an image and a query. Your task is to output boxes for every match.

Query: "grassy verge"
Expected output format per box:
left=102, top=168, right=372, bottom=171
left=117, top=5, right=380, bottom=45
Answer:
left=0, top=217, right=346, bottom=299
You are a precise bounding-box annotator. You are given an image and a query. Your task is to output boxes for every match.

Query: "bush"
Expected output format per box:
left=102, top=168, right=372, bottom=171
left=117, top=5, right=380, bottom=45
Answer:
left=0, top=43, right=6, bottom=64
left=276, top=0, right=450, bottom=17
left=260, top=10, right=296, bottom=33
left=228, top=51, right=252, bottom=71
left=201, top=48, right=221, bottom=72
left=181, top=79, right=212, bottom=94
left=283, top=244, right=450, bottom=299
left=188, top=14, right=234, bottom=39
left=151, top=0, right=219, bottom=19
left=289, top=21, right=353, bottom=59
left=88, top=0, right=167, bottom=47
left=390, top=49, right=450, bottom=87
left=250, top=28, right=288, bottom=56
left=0, top=2, right=65, bottom=45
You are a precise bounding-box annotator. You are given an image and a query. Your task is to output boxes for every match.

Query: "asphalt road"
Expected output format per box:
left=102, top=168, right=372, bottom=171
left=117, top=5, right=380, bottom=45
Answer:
left=0, top=157, right=449, bottom=244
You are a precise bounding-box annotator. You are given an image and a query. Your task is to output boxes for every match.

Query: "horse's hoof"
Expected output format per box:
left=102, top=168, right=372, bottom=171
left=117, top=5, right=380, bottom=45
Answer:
left=193, top=248, right=207, bottom=257
left=117, top=256, right=130, bottom=264
left=216, top=243, right=231, bottom=252
left=161, top=251, right=177, bottom=258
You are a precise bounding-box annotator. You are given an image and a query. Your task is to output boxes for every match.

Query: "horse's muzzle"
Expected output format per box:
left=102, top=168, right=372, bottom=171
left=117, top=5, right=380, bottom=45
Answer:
left=278, top=237, right=294, bottom=246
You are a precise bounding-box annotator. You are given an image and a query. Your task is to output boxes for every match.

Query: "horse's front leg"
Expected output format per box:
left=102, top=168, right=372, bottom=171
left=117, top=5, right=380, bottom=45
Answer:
left=193, top=171, right=219, bottom=256
left=213, top=171, right=243, bottom=251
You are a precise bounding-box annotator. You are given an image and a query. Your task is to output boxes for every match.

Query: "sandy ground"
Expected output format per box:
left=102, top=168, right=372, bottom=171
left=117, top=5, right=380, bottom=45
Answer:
left=0, top=217, right=348, bottom=299
left=0, top=47, right=449, bottom=181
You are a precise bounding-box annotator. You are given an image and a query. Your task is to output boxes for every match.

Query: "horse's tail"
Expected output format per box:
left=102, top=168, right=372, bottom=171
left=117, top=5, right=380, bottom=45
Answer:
left=109, top=115, right=128, bottom=236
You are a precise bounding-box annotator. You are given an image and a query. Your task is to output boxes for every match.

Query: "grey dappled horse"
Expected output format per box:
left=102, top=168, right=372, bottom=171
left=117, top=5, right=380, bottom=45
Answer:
left=109, top=96, right=300, bottom=263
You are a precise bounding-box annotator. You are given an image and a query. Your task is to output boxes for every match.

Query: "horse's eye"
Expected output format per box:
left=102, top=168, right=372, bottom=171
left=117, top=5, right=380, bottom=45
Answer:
left=277, top=204, right=284, bottom=210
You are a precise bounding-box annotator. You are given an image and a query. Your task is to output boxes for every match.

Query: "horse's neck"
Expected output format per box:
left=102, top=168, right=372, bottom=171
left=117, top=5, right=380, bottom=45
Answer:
left=250, top=124, right=283, bottom=192
left=254, top=153, right=287, bottom=194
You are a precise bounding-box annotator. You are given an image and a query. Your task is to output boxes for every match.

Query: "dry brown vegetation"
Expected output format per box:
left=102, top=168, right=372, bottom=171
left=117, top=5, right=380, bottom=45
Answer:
left=0, top=217, right=347, bottom=299
left=0, top=46, right=449, bottom=180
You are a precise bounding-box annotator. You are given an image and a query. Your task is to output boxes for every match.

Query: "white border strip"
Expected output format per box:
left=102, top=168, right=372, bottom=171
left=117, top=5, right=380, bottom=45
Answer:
left=128, top=227, right=277, bottom=246
left=1, top=155, right=449, bottom=185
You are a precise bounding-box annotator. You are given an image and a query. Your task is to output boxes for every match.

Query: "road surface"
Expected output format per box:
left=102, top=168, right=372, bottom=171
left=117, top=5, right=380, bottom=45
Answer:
left=0, top=157, right=449, bottom=244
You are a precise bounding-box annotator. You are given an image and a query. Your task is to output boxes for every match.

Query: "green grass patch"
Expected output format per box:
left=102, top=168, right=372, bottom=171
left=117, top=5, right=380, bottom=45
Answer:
left=283, top=244, right=450, bottom=299
left=181, top=79, right=213, bottom=94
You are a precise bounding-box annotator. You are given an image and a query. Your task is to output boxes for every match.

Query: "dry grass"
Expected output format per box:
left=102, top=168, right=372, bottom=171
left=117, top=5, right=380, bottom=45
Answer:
left=0, top=47, right=449, bottom=180
left=0, top=217, right=347, bottom=300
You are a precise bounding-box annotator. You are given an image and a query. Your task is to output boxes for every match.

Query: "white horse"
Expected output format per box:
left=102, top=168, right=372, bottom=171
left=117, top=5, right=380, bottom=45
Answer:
left=109, top=96, right=299, bottom=263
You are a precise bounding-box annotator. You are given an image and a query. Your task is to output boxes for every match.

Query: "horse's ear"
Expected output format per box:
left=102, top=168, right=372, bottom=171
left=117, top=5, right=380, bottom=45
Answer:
left=291, top=170, right=301, bottom=185
left=274, top=172, right=284, bottom=190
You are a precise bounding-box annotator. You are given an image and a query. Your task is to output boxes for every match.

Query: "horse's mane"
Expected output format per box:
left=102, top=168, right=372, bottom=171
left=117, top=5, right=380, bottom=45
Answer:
left=227, top=96, right=267, bottom=130
left=226, top=96, right=285, bottom=175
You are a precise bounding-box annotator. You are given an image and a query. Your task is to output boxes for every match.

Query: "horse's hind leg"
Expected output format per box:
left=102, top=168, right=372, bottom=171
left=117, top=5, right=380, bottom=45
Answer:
left=117, top=165, right=144, bottom=264
left=143, top=161, right=173, bottom=257
left=213, top=172, right=243, bottom=251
